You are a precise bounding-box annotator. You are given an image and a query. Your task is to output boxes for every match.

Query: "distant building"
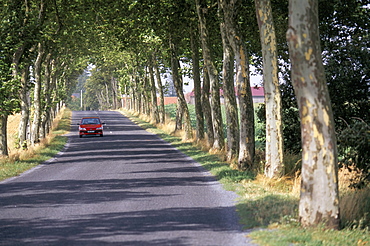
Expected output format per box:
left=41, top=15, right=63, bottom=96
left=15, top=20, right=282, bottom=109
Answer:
left=185, top=87, right=265, bottom=104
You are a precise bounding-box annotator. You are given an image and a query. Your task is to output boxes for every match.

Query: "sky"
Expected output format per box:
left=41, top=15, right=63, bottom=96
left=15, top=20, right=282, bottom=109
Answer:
left=182, top=65, right=263, bottom=93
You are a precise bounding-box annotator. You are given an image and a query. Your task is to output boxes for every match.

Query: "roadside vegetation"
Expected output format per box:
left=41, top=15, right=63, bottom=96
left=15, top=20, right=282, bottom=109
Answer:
left=2, top=106, right=369, bottom=245
left=0, top=108, right=71, bottom=181
left=121, top=107, right=370, bottom=246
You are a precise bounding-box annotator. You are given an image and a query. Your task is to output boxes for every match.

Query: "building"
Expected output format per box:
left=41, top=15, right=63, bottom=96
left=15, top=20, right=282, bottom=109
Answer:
left=185, top=87, right=265, bottom=104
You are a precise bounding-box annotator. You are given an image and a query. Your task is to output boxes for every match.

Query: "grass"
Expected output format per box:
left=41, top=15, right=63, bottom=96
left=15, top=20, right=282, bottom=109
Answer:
left=0, top=108, right=71, bottom=181
left=121, top=108, right=370, bottom=246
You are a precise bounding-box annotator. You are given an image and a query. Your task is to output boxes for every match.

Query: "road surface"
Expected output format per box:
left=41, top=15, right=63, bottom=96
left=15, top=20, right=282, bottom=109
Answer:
left=0, top=111, right=254, bottom=245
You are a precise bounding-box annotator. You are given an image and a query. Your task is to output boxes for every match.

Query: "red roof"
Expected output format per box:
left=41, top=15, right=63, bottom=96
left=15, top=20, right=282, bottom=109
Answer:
left=187, top=87, right=264, bottom=97
left=250, top=87, right=264, bottom=97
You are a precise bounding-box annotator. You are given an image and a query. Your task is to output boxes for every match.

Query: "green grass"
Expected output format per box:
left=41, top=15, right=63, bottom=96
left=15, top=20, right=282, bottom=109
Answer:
left=0, top=109, right=71, bottom=181
left=123, top=109, right=370, bottom=246
left=165, top=103, right=266, bottom=148
left=250, top=226, right=370, bottom=246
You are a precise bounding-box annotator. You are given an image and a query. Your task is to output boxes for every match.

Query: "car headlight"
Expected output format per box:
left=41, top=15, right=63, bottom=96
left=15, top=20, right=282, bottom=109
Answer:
left=96, top=127, right=103, bottom=130
left=79, top=127, right=86, bottom=131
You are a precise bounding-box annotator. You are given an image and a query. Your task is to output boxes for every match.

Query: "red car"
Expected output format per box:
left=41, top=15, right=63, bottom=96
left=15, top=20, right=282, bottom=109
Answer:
left=78, top=117, right=105, bottom=138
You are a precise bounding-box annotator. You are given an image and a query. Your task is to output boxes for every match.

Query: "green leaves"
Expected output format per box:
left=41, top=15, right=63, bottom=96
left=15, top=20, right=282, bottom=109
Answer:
left=338, top=120, right=370, bottom=188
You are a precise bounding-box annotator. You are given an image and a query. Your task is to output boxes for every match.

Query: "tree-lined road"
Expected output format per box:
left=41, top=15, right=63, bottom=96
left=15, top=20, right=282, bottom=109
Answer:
left=0, top=111, right=252, bottom=245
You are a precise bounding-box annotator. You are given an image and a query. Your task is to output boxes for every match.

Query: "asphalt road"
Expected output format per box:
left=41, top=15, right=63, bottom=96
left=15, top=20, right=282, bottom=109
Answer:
left=0, top=111, right=254, bottom=246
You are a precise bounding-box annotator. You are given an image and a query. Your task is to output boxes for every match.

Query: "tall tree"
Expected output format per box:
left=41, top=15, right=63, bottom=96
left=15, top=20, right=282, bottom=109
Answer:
left=196, top=0, right=224, bottom=150
left=220, top=21, right=239, bottom=161
left=30, top=42, right=46, bottom=144
left=219, top=0, right=255, bottom=169
left=148, top=59, right=160, bottom=124
left=190, top=25, right=205, bottom=141
left=169, top=38, right=193, bottom=140
left=287, top=0, right=340, bottom=229
left=255, top=0, right=284, bottom=178
left=152, top=53, right=166, bottom=124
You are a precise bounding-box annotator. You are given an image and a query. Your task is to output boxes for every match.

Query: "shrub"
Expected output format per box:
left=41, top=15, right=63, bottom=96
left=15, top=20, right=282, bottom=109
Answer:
left=338, top=120, right=370, bottom=189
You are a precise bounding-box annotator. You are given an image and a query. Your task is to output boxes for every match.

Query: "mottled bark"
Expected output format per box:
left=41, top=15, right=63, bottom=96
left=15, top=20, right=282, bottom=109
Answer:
left=255, top=0, right=284, bottom=178
left=190, top=27, right=205, bottom=141
left=31, top=42, right=45, bottom=145
left=18, top=65, right=30, bottom=149
left=219, top=0, right=255, bottom=168
left=148, top=62, right=159, bottom=124
left=40, top=53, right=52, bottom=139
left=220, top=22, right=239, bottom=161
left=196, top=0, right=224, bottom=150
left=142, top=74, right=150, bottom=115
left=12, top=43, right=28, bottom=149
left=153, top=54, right=165, bottom=124
left=169, top=39, right=193, bottom=140
left=287, top=0, right=340, bottom=229
left=202, top=67, right=214, bottom=147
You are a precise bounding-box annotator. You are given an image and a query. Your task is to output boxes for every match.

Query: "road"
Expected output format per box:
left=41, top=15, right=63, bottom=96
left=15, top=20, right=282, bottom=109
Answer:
left=0, top=111, right=254, bottom=246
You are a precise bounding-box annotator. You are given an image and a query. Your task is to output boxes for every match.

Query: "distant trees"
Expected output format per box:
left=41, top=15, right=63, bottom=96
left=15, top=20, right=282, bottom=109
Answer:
left=0, top=0, right=91, bottom=154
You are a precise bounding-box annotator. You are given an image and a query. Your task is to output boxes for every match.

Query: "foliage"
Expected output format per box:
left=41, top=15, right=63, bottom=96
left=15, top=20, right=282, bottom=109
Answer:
left=338, top=120, right=370, bottom=188
left=255, top=83, right=302, bottom=154
left=321, top=0, right=370, bottom=131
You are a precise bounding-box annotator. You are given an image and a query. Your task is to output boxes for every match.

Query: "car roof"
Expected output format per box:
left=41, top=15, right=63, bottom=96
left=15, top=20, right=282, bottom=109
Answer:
left=81, top=117, right=100, bottom=119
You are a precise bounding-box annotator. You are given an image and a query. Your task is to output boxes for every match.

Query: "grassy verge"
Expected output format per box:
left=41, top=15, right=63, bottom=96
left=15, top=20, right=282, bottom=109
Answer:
left=0, top=108, right=71, bottom=181
left=121, top=109, right=370, bottom=246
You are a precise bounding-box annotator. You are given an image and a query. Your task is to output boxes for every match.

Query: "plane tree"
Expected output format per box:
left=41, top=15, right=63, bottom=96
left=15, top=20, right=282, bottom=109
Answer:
left=287, top=0, right=340, bottom=229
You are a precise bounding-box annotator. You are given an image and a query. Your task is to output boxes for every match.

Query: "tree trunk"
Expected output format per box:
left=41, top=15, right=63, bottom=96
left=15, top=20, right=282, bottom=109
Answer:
left=196, top=0, right=224, bottom=150
left=31, top=42, right=45, bottom=145
left=153, top=53, right=165, bottom=124
left=12, top=42, right=28, bottom=149
left=220, top=0, right=255, bottom=168
left=143, top=72, right=150, bottom=115
left=175, top=100, right=183, bottom=131
left=0, top=114, right=8, bottom=156
left=40, top=53, right=52, bottom=139
left=287, top=0, right=340, bottom=229
left=190, top=26, right=205, bottom=141
left=220, top=22, right=239, bottom=161
left=169, top=38, right=193, bottom=140
left=202, top=67, right=214, bottom=147
left=255, top=0, right=284, bottom=178
left=18, top=65, right=31, bottom=149
left=148, top=62, right=159, bottom=124
left=110, top=76, right=119, bottom=109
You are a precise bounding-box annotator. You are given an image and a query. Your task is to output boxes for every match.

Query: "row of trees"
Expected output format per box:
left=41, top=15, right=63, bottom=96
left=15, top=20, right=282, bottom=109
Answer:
left=0, top=0, right=108, bottom=154
left=2, top=0, right=368, bottom=230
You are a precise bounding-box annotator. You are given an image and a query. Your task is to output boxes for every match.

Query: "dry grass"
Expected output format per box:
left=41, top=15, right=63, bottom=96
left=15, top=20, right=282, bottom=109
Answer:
left=4, top=108, right=68, bottom=163
left=6, top=113, right=21, bottom=154
left=338, top=166, right=370, bottom=229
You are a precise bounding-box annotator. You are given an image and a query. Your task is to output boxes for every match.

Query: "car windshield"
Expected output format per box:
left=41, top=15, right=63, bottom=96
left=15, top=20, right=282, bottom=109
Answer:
left=82, top=118, right=100, bottom=124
